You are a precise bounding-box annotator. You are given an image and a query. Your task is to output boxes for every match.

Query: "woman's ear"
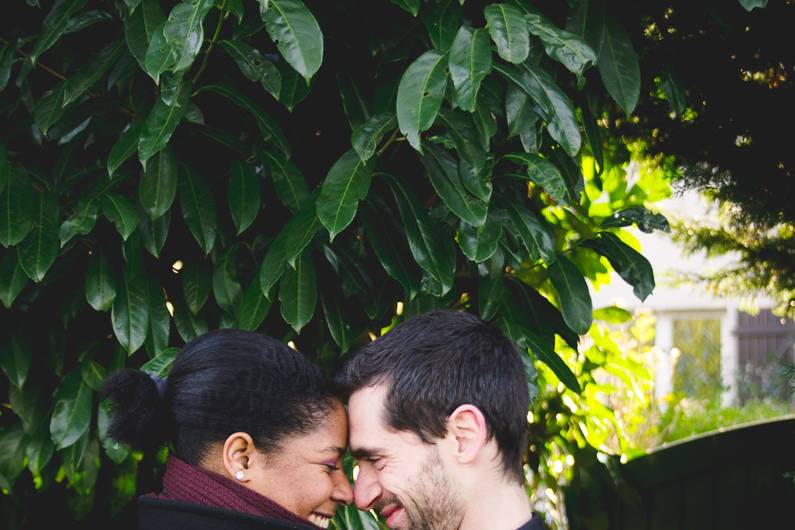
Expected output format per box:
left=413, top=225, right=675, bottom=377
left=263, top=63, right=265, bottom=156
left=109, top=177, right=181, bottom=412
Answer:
left=222, top=432, right=256, bottom=482
left=445, top=404, right=489, bottom=465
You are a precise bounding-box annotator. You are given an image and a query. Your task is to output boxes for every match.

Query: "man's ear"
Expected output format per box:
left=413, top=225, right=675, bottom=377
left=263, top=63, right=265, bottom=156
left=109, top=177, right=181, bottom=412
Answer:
left=222, top=432, right=256, bottom=482
left=446, top=404, right=489, bottom=465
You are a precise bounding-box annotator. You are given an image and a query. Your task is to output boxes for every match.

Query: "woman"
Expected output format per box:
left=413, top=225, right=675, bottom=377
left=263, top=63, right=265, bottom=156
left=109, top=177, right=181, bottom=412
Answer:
left=102, top=329, right=353, bottom=530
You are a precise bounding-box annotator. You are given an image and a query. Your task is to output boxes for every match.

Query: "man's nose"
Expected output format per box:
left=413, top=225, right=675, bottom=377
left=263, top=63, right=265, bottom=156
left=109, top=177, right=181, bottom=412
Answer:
left=331, top=470, right=354, bottom=505
left=353, top=467, right=382, bottom=510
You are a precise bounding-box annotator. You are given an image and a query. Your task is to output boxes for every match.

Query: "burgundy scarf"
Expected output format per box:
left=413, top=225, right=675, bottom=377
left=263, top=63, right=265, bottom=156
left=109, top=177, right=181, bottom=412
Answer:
left=147, top=456, right=320, bottom=529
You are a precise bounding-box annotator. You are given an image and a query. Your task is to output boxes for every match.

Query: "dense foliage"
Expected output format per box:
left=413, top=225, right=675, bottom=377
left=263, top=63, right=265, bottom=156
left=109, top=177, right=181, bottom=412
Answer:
left=0, top=0, right=700, bottom=528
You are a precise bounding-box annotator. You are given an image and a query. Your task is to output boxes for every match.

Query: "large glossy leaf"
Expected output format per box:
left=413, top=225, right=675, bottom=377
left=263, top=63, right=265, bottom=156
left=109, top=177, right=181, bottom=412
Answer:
left=534, top=346, right=581, bottom=393
left=596, top=13, right=640, bottom=115
left=60, top=198, right=99, bottom=247
left=484, top=3, right=529, bottom=64
left=123, top=0, right=165, bottom=70
left=17, top=192, right=59, bottom=282
left=362, top=204, right=419, bottom=299
left=219, top=39, right=281, bottom=99
left=139, top=146, right=177, bottom=219
left=30, top=0, right=88, bottom=63
left=396, top=50, right=448, bottom=151
left=212, top=248, right=242, bottom=315
left=284, top=202, right=321, bottom=267
left=458, top=212, right=502, bottom=263
left=181, top=259, right=211, bottom=314
left=179, top=164, right=217, bottom=255
left=163, top=0, right=215, bottom=72
left=276, top=60, right=312, bottom=112
left=505, top=203, right=555, bottom=262
left=437, top=108, right=486, bottom=177
left=601, top=206, right=670, bottom=233
left=422, top=0, right=463, bottom=52
left=0, top=44, right=14, bottom=94
left=351, top=113, right=396, bottom=162
left=200, top=84, right=290, bottom=157
left=0, top=171, right=35, bottom=247
left=0, top=335, right=31, bottom=389
left=478, top=268, right=504, bottom=321
left=262, top=0, right=324, bottom=82
left=173, top=292, right=207, bottom=342
left=107, top=122, right=143, bottom=177
left=583, top=232, right=655, bottom=301
left=258, top=227, right=290, bottom=297
left=27, top=426, right=55, bottom=476
left=317, top=149, right=374, bottom=241
left=495, top=62, right=581, bottom=156
left=102, top=193, right=139, bottom=241
left=385, top=174, right=455, bottom=295
left=259, top=149, right=309, bottom=212
left=505, top=84, right=537, bottom=138
left=421, top=145, right=487, bottom=227
left=143, top=22, right=176, bottom=82
left=237, top=279, right=272, bottom=331
left=49, top=371, right=92, bottom=450
left=548, top=254, right=592, bottom=335
left=144, top=279, right=170, bottom=356
left=0, top=250, right=27, bottom=308
left=525, top=13, right=596, bottom=76
left=739, top=0, right=768, bottom=11
left=141, top=347, right=179, bottom=377
left=390, top=0, right=420, bottom=16
left=320, top=289, right=352, bottom=353
left=504, top=152, right=571, bottom=205
left=279, top=250, right=317, bottom=332
left=97, top=399, right=130, bottom=464
left=33, top=86, right=67, bottom=137
left=138, top=79, right=191, bottom=163
left=63, top=40, right=124, bottom=106
left=228, top=162, right=261, bottom=235
left=139, top=207, right=170, bottom=257
left=85, top=252, right=116, bottom=311
left=448, top=26, right=492, bottom=112
left=0, top=424, right=27, bottom=490
left=112, top=267, right=149, bottom=354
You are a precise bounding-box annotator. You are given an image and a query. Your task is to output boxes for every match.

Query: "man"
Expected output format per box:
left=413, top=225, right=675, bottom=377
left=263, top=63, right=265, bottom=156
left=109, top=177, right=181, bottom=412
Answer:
left=335, top=310, right=545, bottom=530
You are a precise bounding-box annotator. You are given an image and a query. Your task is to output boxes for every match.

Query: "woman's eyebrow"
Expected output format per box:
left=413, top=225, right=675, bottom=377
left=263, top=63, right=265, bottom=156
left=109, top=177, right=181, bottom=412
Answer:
left=319, top=445, right=346, bottom=456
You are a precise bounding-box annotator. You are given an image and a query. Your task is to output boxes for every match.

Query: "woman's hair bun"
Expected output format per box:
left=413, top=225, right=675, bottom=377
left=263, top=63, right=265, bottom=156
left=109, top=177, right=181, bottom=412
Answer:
left=101, top=369, right=170, bottom=451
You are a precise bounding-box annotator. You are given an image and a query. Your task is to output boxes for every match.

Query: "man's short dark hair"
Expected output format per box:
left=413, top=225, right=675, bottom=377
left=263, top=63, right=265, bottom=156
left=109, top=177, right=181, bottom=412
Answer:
left=336, top=310, right=529, bottom=483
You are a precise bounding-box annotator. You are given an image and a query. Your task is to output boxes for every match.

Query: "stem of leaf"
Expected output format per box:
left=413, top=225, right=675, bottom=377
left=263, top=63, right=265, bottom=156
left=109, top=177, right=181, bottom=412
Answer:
left=376, top=128, right=402, bottom=158
left=192, top=4, right=229, bottom=85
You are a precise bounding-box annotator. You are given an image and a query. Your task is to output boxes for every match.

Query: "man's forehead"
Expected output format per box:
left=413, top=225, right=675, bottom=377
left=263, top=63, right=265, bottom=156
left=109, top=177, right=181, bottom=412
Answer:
left=347, top=384, right=427, bottom=452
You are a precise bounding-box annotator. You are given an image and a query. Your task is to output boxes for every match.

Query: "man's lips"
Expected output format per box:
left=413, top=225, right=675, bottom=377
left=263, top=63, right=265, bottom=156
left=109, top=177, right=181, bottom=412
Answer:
left=379, top=504, right=403, bottom=527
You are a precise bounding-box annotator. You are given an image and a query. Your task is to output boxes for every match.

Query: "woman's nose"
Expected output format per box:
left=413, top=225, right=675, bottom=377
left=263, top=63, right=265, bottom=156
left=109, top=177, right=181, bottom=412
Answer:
left=331, top=470, right=354, bottom=505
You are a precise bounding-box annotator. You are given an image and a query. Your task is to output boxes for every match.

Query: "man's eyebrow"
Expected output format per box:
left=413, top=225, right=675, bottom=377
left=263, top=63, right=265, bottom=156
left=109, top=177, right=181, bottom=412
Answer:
left=350, top=446, right=385, bottom=459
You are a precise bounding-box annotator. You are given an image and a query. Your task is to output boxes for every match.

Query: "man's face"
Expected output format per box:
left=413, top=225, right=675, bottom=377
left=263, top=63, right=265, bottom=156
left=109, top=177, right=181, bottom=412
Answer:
left=347, top=384, right=463, bottom=530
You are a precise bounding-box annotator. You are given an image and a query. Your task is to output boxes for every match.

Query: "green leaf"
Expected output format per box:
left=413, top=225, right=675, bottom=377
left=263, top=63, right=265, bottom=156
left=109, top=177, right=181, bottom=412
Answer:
left=448, top=26, right=492, bottom=112
left=60, top=198, right=99, bottom=247
left=361, top=204, right=419, bottom=299
left=262, top=0, right=324, bottom=82
left=437, top=108, right=487, bottom=179
left=107, top=122, right=144, bottom=178
left=139, top=207, right=170, bottom=257
left=504, top=152, right=571, bottom=205
left=583, top=232, right=655, bottom=302
left=138, top=146, right=177, bottom=220
left=738, top=0, right=768, bottom=12
left=505, top=203, right=555, bottom=262
left=582, top=103, right=603, bottom=173
left=422, top=0, right=463, bottom=52
left=138, top=79, right=191, bottom=163
left=390, top=0, right=419, bottom=16
left=279, top=250, right=317, bottom=333
left=80, top=360, right=106, bottom=392
left=63, top=40, right=124, bottom=106
left=64, top=9, right=112, bottom=34
left=596, top=13, right=640, bottom=115
left=548, top=254, right=592, bottom=335
left=85, top=252, right=116, bottom=311
left=385, top=174, right=456, bottom=295
left=396, top=50, right=448, bottom=151
left=141, top=347, right=179, bottom=377
left=30, top=0, right=88, bottom=63
left=0, top=424, right=27, bottom=490
left=123, top=0, right=165, bottom=70
left=0, top=334, right=31, bottom=389
left=237, top=279, right=273, bottom=331
left=112, top=267, right=149, bottom=354
left=212, top=248, right=242, bottom=315
left=179, top=164, right=218, bottom=255
left=534, top=347, right=581, bottom=394
left=0, top=249, right=28, bottom=308
left=200, top=83, right=290, bottom=157
left=0, top=171, right=35, bottom=247
left=337, top=75, right=369, bottom=130
left=143, top=22, right=176, bottom=83
left=525, top=12, right=596, bottom=76
left=284, top=202, right=321, bottom=267
left=17, top=192, right=59, bottom=282
left=421, top=144, right=487, bottom=227
left=227, top=161, right=261, bottom=235
left=495, top=61, right=582, bottom=156
left=259, top=149, right=309, bottom=212
left=163, top=0, right=215, bottom=72
left=601, top=206, right=670, bottom=233
left=173, top=292, right=207, bottom=342
left=49, top=371, right=92, bottom=449
left=0, top=43, right=15, bottom=94
left=276, top=60, right=312, bottom=112
left=458, top=211, right=502, bottom=263
left=484, top=3, right=529, bottom=64
left=478, top=269, right=504, bottom=321
left=321, top=290, right=352, bottom=353
left=0, top=143, right=7, bottom=195
left=27, top=426, right=55, bottom=476
left=144, top=279, right=170, bottom=356
left=258, top=227, right=290, bottom=297
left=660, top=66, right=687, bottom=116
left=219, top=39, right=282, bottom=100
left=102, top=193, right=139, bottom=241
left=505, top=84, right=537, bottom=138
left=317, top=149, right=375, bottom=241
left=33, top=86, right=67, bottom=136
left=97, top=399, right=129, bottom=463
left=351, top=113, right=396, bottom=162
left=593, top=305, right=632, bottom=323
left=181, top=259, right=211, bottom=314
left=159, top=72, right=187, bottom=107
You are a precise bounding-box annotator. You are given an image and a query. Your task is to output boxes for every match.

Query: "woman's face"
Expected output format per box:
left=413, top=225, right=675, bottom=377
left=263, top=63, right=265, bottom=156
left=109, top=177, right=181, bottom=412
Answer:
left=248, top=400, right=353, bottom=528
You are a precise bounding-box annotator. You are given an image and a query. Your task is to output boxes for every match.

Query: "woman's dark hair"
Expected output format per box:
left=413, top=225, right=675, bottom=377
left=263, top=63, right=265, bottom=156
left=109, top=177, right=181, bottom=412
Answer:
left=101, top=329, right=338, bottom=465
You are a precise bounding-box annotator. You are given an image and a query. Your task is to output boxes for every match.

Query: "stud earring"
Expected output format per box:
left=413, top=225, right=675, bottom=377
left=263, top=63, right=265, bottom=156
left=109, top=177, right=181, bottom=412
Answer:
left=235, top=469, right=246, bottom=481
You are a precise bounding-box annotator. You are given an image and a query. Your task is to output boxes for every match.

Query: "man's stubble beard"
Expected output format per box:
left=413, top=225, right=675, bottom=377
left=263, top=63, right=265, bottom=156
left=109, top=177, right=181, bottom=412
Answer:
left=379, top=447, right=464, bottom=530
